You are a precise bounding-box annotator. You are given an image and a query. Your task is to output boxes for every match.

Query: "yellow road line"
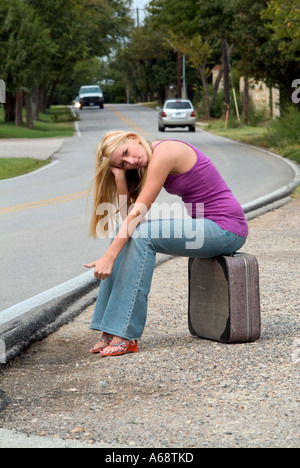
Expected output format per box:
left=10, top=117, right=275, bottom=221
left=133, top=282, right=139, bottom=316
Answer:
left=0, top=191, right=88, bottom=214
left=2, top=106, right=148, bottom=215
left=105, top=104, right=149, bottom=136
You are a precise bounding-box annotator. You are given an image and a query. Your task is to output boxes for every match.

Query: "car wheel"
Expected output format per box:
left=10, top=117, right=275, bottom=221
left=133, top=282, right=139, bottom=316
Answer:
left=189, top=125, right=196, bottom=132
left=158, top=125, right=165, bottom=132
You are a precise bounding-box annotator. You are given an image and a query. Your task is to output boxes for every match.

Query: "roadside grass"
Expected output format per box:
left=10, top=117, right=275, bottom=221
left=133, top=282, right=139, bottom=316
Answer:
left=0, top=157, right=50, bottom=180
left=0, top=105, right=74, bottom=179
left=291, top=185, right=300, bottom=199
left=204, top=108, right=300, bottom=165
left=0, top=105, right=74, bottom=139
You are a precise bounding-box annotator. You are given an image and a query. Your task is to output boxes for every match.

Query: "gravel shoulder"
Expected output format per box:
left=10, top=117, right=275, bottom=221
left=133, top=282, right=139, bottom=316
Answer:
left=0, top=198, right=299, bottom=448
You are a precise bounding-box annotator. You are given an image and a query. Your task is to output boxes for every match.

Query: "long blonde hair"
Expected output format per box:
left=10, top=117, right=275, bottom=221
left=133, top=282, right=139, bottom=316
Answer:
left=88, top=130, right=153, bottom=238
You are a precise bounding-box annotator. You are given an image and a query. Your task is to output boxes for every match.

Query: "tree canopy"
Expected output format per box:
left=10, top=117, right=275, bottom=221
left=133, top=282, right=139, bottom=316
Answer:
left=0, top=0, right=299, bottom=125
left=0, top=0, right=133, bottom=124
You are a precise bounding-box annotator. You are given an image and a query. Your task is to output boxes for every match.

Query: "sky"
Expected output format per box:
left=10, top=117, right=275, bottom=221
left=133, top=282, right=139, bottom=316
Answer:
left=131, top=0, right=149, bottom=24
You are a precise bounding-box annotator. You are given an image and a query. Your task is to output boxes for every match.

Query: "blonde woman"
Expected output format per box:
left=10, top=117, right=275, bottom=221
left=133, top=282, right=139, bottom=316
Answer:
left=85, top=131, right=248, bottom=357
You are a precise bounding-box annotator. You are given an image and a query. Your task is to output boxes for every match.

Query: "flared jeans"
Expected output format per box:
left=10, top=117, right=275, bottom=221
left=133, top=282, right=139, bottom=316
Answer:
left=91, top=218, right=247, bottom=340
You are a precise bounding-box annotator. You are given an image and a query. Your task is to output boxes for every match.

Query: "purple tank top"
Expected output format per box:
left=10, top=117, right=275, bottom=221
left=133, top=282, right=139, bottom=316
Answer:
left=154, top=140, right=248, bottom=237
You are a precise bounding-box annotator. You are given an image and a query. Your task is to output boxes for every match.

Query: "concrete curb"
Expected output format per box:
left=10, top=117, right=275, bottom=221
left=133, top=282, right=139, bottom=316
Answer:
left=0, top=255, right=173, bottom=369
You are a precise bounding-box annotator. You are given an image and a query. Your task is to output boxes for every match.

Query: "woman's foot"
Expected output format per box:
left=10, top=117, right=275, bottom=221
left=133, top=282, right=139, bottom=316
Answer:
left=90, top=333, right=113, bottom=354
left=100, top=337, right=139, bottom=357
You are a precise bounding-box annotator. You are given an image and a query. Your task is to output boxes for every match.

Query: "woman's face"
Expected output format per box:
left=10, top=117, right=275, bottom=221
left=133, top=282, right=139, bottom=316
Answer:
left=109, top=137, right=149, bottom=171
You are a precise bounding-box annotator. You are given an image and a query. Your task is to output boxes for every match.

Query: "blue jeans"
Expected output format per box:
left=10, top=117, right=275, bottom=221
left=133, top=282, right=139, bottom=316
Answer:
left=90, top=219, right=246, bottom=340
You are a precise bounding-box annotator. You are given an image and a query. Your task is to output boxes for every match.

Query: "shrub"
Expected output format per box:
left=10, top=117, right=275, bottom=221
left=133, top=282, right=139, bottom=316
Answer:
left=51, top=107, right=78, bottom=122
left=268, top=106, right=300, bottom=146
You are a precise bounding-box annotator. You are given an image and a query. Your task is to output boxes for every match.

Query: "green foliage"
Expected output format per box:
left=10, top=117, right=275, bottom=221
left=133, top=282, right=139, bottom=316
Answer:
left=111, top=22, right=178, bottom=103
left=247, top=105, right=269, bottom=126
left=0, top=0, right=54, bottom=89
left=268, top=106, right=300, bottom=146
left=50, top=107, right=78, bottom=122
left=262, top=0, right=300, bottom=62
left=207, top=106, right=300, bottom=164
left=147, top=0, right=299, bottom=112
left=0, top=105, right=74, bottom=138
left=0, top=0, right=133, bottom=126
left=281, top=146, right=300, bottom=164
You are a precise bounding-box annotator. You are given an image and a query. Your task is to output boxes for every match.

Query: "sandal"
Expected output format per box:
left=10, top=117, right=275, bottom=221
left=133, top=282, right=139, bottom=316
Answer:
left=90, top=334, right=113, bottom=354
left=100, top=339, right=139, bottom=357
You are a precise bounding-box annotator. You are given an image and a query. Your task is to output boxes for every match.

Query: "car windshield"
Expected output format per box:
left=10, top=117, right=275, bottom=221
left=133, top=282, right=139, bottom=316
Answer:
left=80, top=87, right=101, bottom=94
left=165, top=101, right=192, bottom=109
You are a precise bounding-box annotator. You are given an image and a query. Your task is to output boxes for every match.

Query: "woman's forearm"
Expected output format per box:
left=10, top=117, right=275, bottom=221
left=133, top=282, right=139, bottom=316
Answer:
left=105, top=203, right=148, bottom=260
left=114, top=171, right=130, bottom=220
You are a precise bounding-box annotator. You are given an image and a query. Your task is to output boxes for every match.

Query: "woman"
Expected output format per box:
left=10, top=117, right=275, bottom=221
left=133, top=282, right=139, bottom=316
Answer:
left=85, top=131, right=248, bottom=357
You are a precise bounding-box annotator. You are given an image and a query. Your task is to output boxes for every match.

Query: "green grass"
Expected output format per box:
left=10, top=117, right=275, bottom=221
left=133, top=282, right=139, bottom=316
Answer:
left=291, top=185, right=300, bottom=199
left=0, top=106, right=74, bottom=139
left=0, top=157, right=50, bottom=180
left=0, top=105, right=74, bottom=179
left=204, top=117, right=300, bottom=165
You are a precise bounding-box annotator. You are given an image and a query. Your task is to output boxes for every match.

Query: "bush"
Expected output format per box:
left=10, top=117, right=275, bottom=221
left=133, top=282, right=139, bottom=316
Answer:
left=51, top=107, right=78, bottom=122
left=280, top=145, right=300, bottom=164
left=268, top=106, right=300, bottom=146
left=248, top=104, right=269, bottom=126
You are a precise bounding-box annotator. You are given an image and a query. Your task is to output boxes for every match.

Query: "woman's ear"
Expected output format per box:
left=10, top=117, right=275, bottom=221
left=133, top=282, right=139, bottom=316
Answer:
left=128, top=134, right=141, bottom=143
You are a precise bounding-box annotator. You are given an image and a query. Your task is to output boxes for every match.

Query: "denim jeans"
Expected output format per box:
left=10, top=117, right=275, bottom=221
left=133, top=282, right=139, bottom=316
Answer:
left=90, top=218, right=246, bottom=340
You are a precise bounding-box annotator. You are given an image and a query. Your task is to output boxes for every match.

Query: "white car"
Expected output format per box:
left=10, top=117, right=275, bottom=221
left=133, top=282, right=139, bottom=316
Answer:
left=158, top=99, right=196, bottom=132
left=79, top=85, right=104, bottom=109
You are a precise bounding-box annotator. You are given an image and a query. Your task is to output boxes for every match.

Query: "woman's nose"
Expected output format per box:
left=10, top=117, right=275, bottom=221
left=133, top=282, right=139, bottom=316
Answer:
left=126, top=157, right=137, bottom=166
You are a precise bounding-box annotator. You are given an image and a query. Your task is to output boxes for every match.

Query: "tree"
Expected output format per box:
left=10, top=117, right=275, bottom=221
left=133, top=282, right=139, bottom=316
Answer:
left=26, top=0, right=134, bottom=109
left=0, top=0, right=54, bottom=125
left=0, top=0, right=134, bottom=125
left=148, top=0, right=300, bottom=117
left=262, top=0, right=300, bottom=62
left=229, top=0, right=300, bottom=112
left=166, top=32, right=213, bottom=118
left=114, top=23, right=178, bottom=103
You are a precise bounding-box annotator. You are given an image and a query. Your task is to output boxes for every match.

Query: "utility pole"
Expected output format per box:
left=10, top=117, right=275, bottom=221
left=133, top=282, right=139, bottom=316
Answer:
left=177, top=51, right=182, bottom=98
left=222, top=39, right=230, bottom=127
left=136, top=7, right=139, bottom=27
left=182, top=55, right=187, bottom=99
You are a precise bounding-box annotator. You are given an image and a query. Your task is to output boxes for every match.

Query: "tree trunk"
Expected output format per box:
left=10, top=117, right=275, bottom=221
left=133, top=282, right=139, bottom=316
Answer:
left=243, top=76, right=250, bottom=125
left=4, top=92, right=15, bottom=122
left=38, top=84, right=48, bottom=114
left=222, top=39, right=230, bottom=116
left=177, top=51, right=182, bottom=98
left=15, top=89, right=23, bottom=127
left=47, top=81, right=57, bottom=109
left=25, top=91, right=34, bottom=128
left=31, top=86, right=39, bottom=120
left=211, top=67, right=224, bottom=104
left=199, top=66, right=210, bottom=119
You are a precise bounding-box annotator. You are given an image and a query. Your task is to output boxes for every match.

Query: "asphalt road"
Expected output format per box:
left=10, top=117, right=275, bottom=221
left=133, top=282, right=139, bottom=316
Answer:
left=0, top=104, right=295, bottom=312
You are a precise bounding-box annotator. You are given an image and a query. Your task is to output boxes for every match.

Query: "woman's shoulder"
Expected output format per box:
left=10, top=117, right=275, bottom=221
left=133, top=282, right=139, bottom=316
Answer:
left=151, top=139, right=197, bottom=175
left=151, top=139, right=195, bottom=153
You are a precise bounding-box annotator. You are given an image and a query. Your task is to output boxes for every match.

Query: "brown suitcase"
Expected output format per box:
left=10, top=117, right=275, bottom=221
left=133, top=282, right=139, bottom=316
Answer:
left=188, top=253, right=261, bottom=343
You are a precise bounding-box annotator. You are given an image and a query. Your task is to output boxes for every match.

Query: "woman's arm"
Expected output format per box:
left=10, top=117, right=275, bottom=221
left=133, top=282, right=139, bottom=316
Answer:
left=111, top=167, right=130, bottom=220
left=85, top=148, right=174, bottom=279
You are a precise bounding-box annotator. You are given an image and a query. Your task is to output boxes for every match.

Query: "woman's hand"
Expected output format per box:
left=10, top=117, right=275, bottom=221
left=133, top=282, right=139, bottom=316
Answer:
left=84, top=254, right=115, bottom=280
left=111, top=166, right=126, bottom=180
